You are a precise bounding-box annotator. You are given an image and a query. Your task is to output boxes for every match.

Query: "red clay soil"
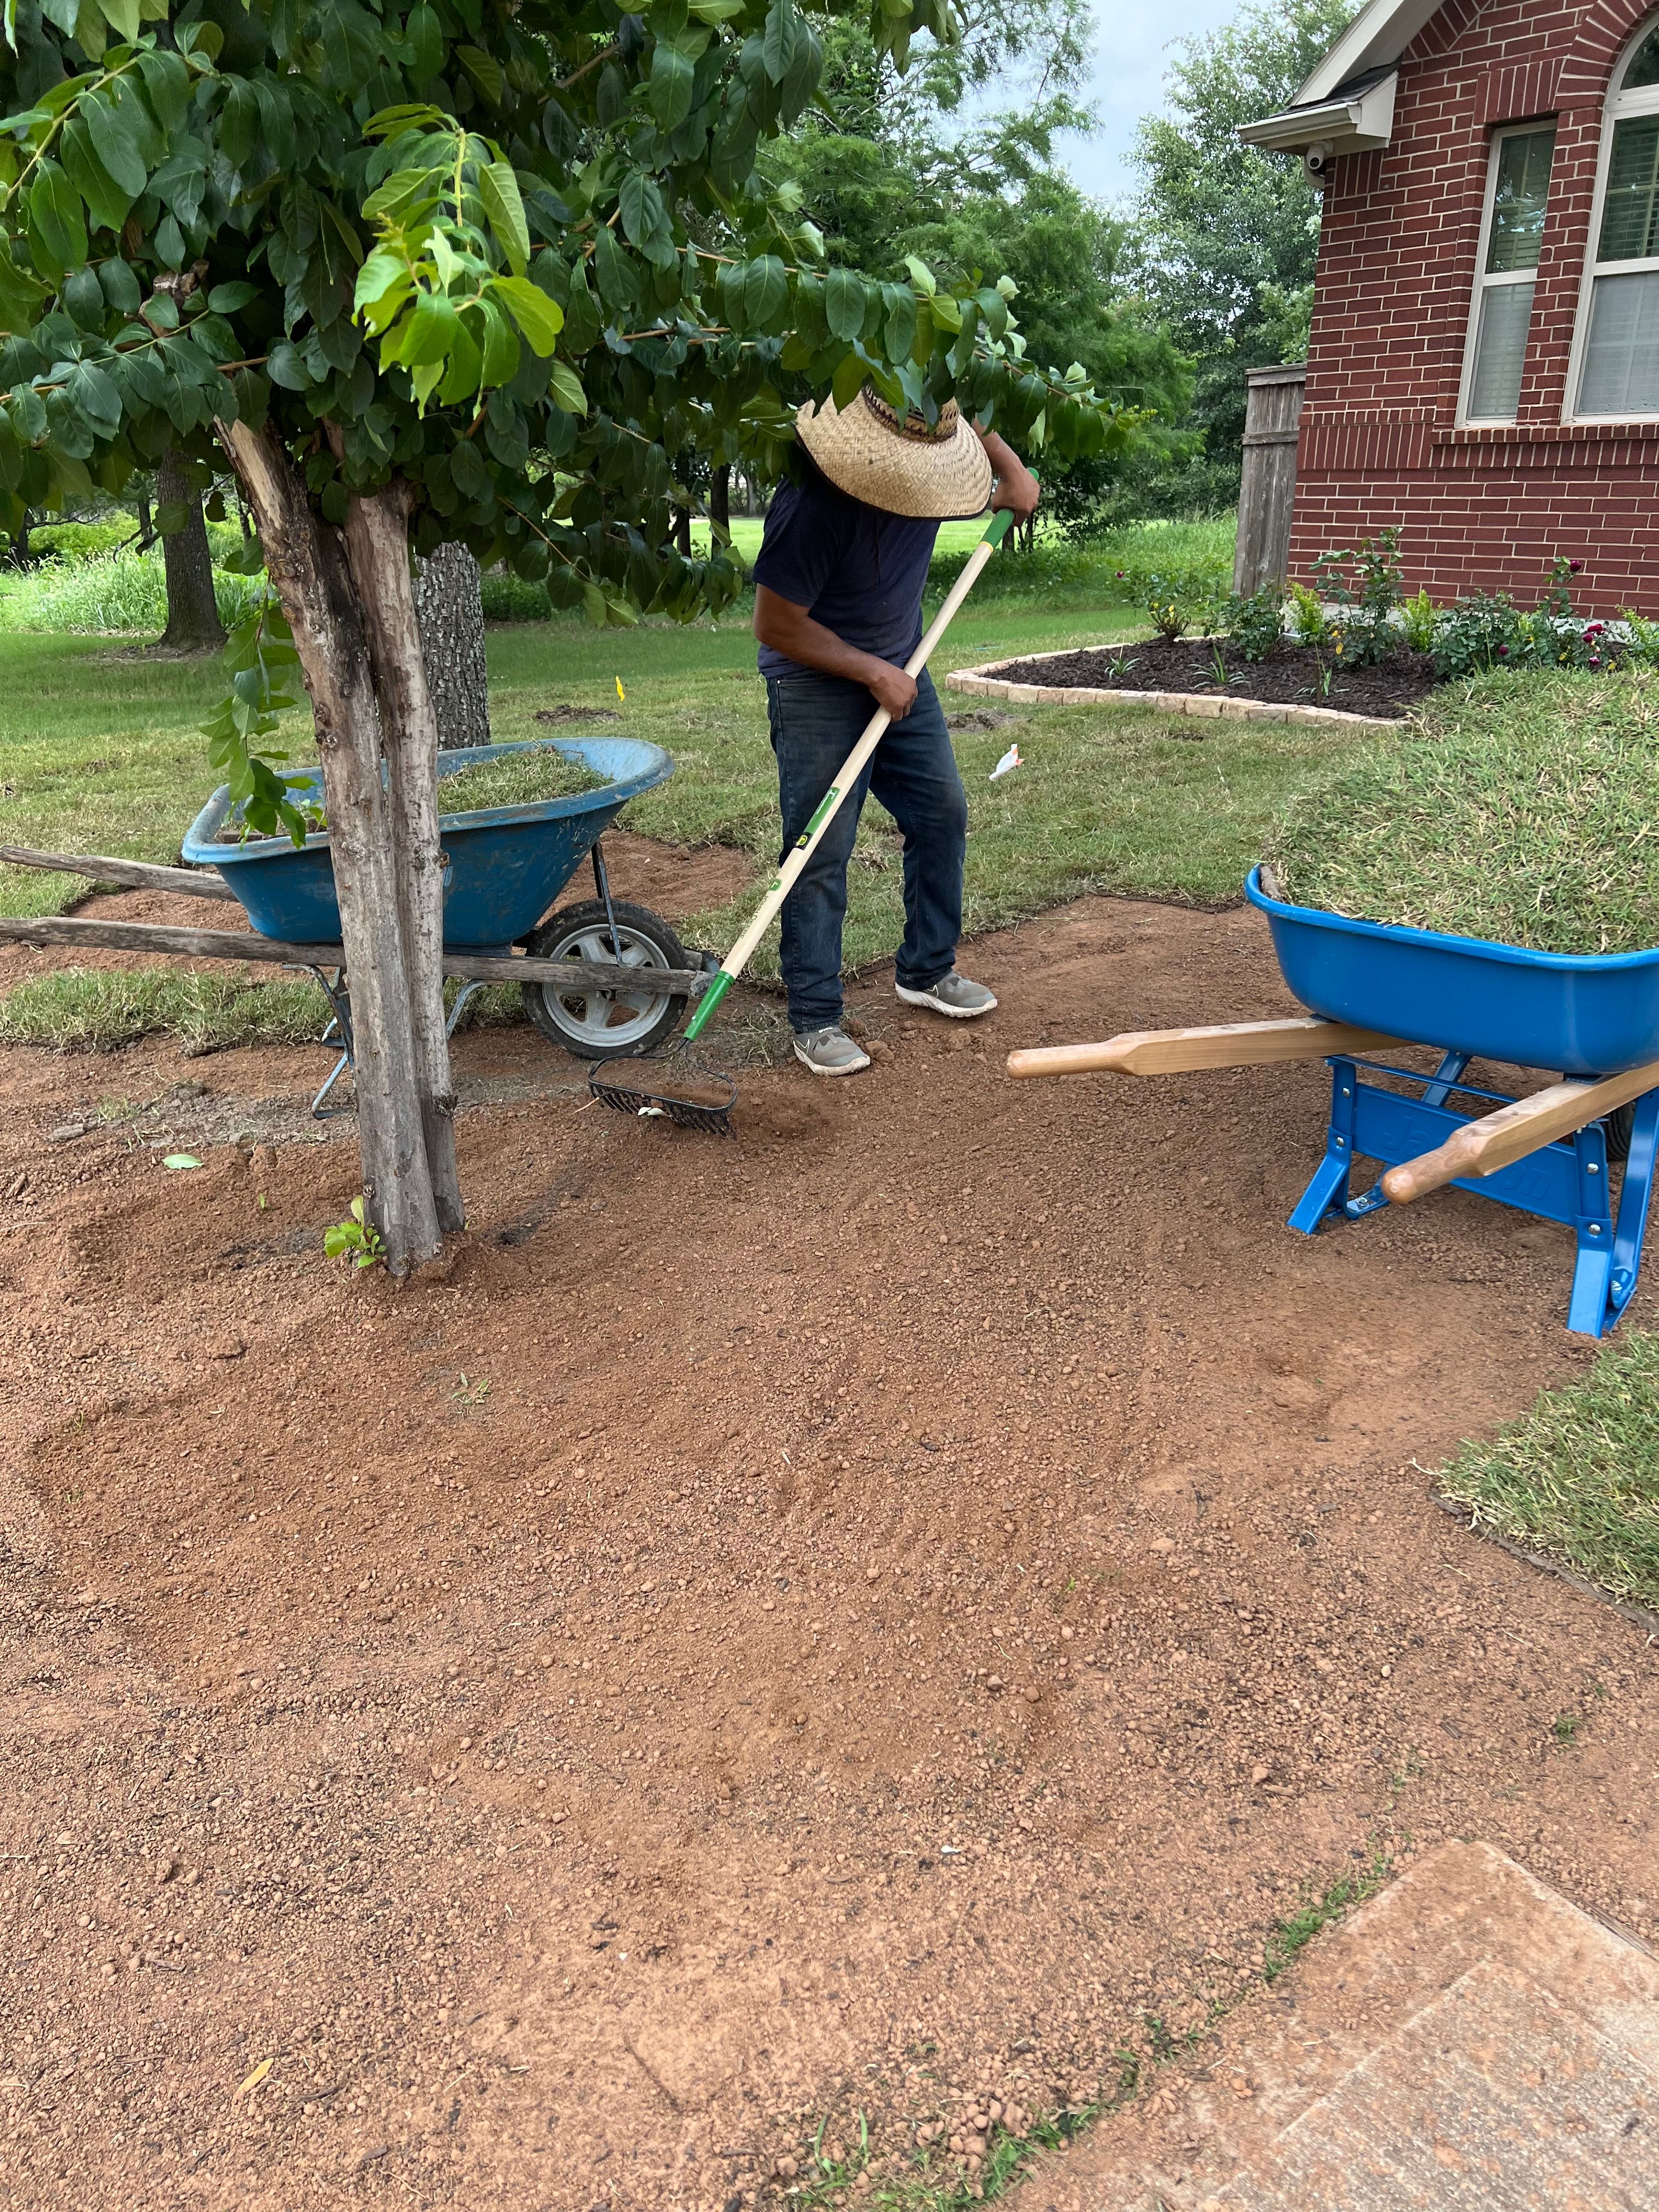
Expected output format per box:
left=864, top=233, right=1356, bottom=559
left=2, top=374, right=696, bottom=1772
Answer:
left=1, top=892, right=1656, bottom=2212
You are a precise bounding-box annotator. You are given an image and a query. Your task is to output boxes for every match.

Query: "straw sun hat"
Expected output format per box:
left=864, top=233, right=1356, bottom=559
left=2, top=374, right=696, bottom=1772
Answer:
left=795, top=387, right=994, bottom=520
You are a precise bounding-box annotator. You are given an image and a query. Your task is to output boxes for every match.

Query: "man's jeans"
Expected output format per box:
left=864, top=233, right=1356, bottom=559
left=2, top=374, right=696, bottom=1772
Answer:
left=765, top=665, right=967, bottom=1034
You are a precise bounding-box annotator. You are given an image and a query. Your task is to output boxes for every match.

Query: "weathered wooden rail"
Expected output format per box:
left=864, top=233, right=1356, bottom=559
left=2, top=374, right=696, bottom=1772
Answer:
left=0, top=845, right=709, bottom=996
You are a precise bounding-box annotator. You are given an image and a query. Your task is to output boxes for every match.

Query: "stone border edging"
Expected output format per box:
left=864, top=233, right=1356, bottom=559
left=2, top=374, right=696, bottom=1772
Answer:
left=945, top=646, right=1404, bottom=731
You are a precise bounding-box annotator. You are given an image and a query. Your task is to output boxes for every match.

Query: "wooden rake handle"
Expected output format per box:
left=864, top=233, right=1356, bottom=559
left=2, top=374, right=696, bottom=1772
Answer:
left=1380, top=1059, right=1659, bottom=1205
left=1006, top=1017, right=1408, bottom=1081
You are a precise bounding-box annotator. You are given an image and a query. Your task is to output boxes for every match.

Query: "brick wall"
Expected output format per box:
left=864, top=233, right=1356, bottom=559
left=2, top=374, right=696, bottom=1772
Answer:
left=1287, top=0, right=1659, bottom=615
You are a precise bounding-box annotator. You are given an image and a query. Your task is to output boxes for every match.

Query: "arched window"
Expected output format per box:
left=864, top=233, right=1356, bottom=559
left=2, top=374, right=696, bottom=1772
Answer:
left=1571, top=19, right=1659, bottom=417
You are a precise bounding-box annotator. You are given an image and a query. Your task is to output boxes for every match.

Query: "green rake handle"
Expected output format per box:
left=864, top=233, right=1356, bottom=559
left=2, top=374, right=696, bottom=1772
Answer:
left=684, top=504, right=1018, bottom=1043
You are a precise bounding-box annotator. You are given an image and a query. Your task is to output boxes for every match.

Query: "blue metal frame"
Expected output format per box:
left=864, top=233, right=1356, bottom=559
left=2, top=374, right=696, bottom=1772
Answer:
left=1289, top=1054, right=1659, bottom=1336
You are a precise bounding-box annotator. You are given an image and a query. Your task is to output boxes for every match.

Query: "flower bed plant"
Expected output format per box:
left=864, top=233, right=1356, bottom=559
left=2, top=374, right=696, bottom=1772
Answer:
left=1266, top=670, right=1659, bottom=955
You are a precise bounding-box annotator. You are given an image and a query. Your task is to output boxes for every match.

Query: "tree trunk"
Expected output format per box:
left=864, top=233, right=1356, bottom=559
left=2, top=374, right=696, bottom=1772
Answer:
left=155, top=449, right=227, bottom=653
left=343, top=485, right=465, bottom=1235
left=673, top=503, right=692, bottom=557
left=217, top=417, right=441, bottom=1275
left=412, top=541, right=490, bottom=751
left=709, top=464, right=730, bottom=537
left=135, top=487, right=154, bottom=551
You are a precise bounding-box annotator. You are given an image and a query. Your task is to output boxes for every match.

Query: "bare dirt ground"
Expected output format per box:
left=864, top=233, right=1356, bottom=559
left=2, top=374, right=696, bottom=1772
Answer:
left=1, top=890, right=1656, bottom=2212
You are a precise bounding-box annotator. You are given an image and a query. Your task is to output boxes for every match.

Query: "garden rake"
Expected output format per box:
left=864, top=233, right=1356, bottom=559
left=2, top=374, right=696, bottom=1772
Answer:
left=589, top=504, right=1020, bottom=1134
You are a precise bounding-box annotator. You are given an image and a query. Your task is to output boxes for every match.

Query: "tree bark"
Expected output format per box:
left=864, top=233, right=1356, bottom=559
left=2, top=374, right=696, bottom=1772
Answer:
left=216, top=417, right=441, bottom=1275
left=343, top=484, right=465, bottom=1234
left=155, top=449, right=227, bottom=653
left=673, top=503, right=692, bottom=557
left=709, top=463, right=730, bottom=537
left=412, top=541, right=490, bottom=751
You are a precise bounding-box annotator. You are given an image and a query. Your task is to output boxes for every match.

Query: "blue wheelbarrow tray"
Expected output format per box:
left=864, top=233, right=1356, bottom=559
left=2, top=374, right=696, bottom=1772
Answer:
left=181, top=736, right=674, bottom=950
left=1245, top=868, right=1659, bottom=1336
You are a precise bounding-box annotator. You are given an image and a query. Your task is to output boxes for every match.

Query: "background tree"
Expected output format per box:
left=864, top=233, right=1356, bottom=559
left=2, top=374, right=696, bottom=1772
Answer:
left=413, top=541, right=489, bottom=750
left=0, top=0, right=1127, bottom=1272
left=767, top=2, right=1187, bottom=531
left=1125, top=0, right=1355, bottom=516
left=153, top=445, right=224, bottom=650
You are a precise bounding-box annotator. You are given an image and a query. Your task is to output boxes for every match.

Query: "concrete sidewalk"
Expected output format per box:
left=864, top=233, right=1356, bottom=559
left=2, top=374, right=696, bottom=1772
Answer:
left=1014, top=1841, right=1659, bottom=2211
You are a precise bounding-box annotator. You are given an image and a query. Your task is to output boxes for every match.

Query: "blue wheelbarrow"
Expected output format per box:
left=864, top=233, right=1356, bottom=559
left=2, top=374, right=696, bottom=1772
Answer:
left=183, top=734, right=697, bottom=1115
left=1006, top=868, right=1659, bottom=1337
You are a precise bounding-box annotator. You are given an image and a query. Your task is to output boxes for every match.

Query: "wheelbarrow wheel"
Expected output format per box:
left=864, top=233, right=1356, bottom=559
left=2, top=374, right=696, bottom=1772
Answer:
left=1604, top=1100, right=1635, bottom=1164
left=522, top=899, right=689, bottom=1059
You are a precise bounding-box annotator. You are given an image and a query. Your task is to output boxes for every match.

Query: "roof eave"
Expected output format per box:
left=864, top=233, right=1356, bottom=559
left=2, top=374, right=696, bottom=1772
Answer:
left=1237, top=72, right=1398, bottom=157
left=1292, top=0, right=1446, bottom=105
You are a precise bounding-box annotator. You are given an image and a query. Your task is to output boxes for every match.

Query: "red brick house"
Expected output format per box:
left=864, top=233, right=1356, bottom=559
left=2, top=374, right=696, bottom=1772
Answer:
left=1242, top=0, right=1659, bottom=614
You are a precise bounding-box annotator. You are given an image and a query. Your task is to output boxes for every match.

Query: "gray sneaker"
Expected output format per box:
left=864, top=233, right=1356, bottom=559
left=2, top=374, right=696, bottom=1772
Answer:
left=895, top=970, right=998, bottom=1019
left=793, top=1024, right=872, bottom=1076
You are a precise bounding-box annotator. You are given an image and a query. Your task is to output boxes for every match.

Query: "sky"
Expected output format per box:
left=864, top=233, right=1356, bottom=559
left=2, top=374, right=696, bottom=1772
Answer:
left=1057, top=1, right=1249, bottom=205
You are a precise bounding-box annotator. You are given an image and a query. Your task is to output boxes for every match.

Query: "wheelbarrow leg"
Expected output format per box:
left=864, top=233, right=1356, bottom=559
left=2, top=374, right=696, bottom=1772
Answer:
left=591, top=837, right=623, bottom=962
left=304, top=965, right=356, bottom=1119
left=1574, top=1084, right=1659, bottom=1335
left=1288, top=1057, right=1357, bottom=1232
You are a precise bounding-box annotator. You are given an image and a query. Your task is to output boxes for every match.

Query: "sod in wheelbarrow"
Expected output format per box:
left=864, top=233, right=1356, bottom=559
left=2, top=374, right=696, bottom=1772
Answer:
left=1266, top=672, right=1659, bottom=956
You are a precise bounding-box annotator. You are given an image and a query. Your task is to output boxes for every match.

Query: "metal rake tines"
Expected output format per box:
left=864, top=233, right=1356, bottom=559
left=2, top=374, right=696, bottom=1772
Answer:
left=586, top=1057, right=737, bottom=1136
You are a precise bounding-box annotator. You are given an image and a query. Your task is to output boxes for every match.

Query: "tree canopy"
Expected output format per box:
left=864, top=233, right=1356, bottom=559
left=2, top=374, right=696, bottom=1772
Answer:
left=1126, top=0, right=1355, bottom=512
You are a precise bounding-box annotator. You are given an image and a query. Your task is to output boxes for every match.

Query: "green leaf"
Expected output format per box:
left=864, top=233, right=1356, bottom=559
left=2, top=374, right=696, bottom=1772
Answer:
left=398, top=284, right=460, bottom=367
left=761, top=0, right=803, bottom=84
left=97, top=256, right=140, bottom=314
left=744, top=253, right=787, bottom=334
left=548, top=358, right=586, bottom=414
left=831, top=345, right=867, bottom=410
left=902, top=253, right=936, bottom=298
left=63, top=265, right=104, bottom=330
left=100, top=0, right=140, bottom=42
left=82, top=88, right=146, bottom=198
left=618, top=171, right=667, bottom=251
left=823, top=267, right=864, bottom=345
left=59, top=116, right=131, bottom=233
left=266, top=338, right=309, bottom=389
left=25, top=162, right=87, bottom=282
left=456, top=44, right=505, bottom=107
left=162, top=1154, right=202, bottom=1170
left=591, top=225, right=637, bottom=311
left=649, top=42, right=695, bottom=134
left=883, top=284, right=916, bottom=363
left=477, top=160, right=529, bottom=276
left=488, top=273, right=563, bottom=356
left=207, top=281, right=259, bottom=314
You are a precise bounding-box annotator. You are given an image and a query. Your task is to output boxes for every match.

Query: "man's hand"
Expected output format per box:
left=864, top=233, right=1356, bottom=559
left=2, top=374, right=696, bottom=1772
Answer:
left=976, top=426, right=1040, bottom=524
left=867, top=663, right=918, bottom=721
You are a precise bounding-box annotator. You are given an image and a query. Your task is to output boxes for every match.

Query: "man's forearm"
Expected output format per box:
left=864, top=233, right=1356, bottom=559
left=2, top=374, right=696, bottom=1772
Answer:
left=978, top=428, right=1040, bottom=520
left=754, top=591, right=895, bottom=689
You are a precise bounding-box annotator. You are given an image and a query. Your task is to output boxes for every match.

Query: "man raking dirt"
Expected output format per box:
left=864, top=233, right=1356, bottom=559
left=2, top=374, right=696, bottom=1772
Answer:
left=751, top=388, right=1040, bottom=1076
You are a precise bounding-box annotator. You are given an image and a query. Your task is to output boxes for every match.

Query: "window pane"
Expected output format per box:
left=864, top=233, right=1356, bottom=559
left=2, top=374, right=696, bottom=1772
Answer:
left=1468, top=280, right=1536, bottom=418
left=1486, top=128, right=1556, bottom=273
left=1579, top=270, right=1659, bottom=413
left=1599, top=115, right=1659, bottom=262
left=1624, top=25, right=1659, bottom=89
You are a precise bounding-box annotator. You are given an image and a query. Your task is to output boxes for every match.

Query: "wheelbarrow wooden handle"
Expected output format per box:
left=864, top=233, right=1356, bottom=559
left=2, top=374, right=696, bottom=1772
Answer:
left=1, top=842, right=237, bottom=900
left=1006, top=1018, right=1407, bottom=1081
left=1380, top=1059, right=1659, bottom=1205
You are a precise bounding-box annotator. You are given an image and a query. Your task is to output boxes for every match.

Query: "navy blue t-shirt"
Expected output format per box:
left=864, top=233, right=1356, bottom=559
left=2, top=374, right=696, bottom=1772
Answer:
left=752, top=460, right=940, bottom=679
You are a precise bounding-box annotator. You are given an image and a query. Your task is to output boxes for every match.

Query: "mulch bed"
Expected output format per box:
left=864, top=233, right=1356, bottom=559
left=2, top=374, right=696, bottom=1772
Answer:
left=994, top=639, right=1441, bottom=717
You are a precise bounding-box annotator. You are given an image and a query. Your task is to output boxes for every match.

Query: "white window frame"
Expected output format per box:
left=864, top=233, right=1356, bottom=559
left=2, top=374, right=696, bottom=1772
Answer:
left=1458, top=121, right=1558, bottom=427
left=1566, top=18, right=1659, bottom=423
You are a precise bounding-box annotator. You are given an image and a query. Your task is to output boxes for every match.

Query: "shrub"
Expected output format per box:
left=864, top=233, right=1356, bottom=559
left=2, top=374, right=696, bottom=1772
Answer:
left=0, top=545, right=266, bottom=634
left=1311, top=527, right=1406, bottom=667
left=1267, top=669, right=1659, bottom=954
left=1286, top=580, right=1327, bottom=646
left=1432, top=590, right=1527, bottom=680
left=1400, top=588, right=1437, bottom=656
left=1220, top=585, right=1284, bottom=663
left=1118, top=561, right=1221, bottom=642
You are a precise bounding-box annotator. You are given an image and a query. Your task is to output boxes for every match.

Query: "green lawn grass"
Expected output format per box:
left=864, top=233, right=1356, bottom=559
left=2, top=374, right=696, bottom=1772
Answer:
left=1438, top=1329, right=1659, bottom=1614
left=0, top=552, right=1353, bottom=1050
